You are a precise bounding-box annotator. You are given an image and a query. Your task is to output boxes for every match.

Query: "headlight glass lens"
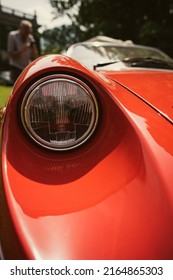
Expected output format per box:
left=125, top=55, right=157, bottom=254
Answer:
left=21, top=75, right=98, bottom=150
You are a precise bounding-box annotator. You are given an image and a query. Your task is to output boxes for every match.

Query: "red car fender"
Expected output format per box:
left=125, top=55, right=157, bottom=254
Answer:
left=1, top=55, right=173, bottom=259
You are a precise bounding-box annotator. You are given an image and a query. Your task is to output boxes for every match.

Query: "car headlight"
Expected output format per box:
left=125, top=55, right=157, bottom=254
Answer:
left=21, top=75, right=99, bottom=151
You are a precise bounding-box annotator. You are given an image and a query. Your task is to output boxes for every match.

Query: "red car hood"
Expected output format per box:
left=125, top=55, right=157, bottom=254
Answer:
left=102, top=70, right=173, bottom=123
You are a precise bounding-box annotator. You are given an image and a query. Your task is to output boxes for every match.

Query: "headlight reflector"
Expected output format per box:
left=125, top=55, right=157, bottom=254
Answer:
left=21, top=75, right=98, bottom=151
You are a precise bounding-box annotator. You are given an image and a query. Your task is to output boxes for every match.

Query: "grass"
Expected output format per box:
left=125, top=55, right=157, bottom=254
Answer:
left=0, top=85, right=12, bottom=108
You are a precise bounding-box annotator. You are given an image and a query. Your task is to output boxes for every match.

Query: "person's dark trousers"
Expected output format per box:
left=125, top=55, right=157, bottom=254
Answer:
left=10, top=66, right=23, bottom=84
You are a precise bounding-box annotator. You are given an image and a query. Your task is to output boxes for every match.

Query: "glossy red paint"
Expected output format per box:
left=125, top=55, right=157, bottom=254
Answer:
left=103, top=70, right=173, bottom=121
left=1, top=55, right=173, bottom=259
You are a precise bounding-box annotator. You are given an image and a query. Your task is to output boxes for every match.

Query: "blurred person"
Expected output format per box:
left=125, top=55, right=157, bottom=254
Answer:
left=7, top=20, right=38, bottom=83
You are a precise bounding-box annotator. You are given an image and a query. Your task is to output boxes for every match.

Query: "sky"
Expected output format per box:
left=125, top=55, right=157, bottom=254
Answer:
left=1, top=0, right=70, bottom=31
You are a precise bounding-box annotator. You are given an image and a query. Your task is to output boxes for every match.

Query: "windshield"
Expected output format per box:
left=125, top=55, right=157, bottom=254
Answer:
left=67, top=44, right=173, bottom=70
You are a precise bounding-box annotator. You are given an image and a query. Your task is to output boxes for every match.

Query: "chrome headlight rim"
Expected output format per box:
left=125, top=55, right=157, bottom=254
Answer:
left=21, top=74, right=99, bottom=151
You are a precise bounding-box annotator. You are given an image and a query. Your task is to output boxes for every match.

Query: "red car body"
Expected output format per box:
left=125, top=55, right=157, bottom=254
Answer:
left=0, top=38, right=173, bottom=260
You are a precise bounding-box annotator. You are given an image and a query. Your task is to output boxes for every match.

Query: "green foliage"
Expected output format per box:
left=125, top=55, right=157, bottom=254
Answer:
left=0, top=86, right=12, bottom=107
left=46, top=0, right=173, bottom=56
left=41, top=24, right=81, bottom=54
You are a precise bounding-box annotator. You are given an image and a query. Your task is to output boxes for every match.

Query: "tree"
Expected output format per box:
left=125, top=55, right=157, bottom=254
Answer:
left=46, top=0, right=173, bottom=56
left=41, top=23, right=82, bottom=54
